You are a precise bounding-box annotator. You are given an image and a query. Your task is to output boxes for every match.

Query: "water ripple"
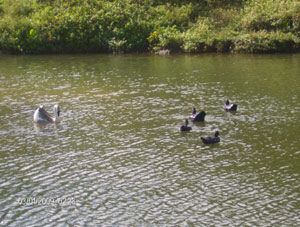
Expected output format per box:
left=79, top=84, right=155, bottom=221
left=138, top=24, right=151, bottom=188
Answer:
left=1, top=54, right=300, bottom=226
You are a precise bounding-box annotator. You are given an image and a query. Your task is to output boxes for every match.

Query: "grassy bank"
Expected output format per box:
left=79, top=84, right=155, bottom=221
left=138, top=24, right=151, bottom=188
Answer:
left=0, top=0, right=299, bottom=54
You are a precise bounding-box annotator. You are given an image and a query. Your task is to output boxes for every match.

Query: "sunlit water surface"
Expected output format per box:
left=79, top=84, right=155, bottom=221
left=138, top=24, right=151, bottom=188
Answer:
left=0, top=54, right=300, bottom=226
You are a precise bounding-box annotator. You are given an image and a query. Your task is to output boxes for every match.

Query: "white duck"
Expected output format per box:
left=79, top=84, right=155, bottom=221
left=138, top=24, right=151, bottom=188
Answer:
left=33, top=104, right=60, bottom=123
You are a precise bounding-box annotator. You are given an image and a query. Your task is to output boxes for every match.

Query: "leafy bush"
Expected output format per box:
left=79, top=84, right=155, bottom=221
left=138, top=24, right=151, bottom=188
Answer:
left=0, top=0, right=299, bottom=53
left=181, top=18, right=212, bottom=52
left=233, top=30, right=300, bottom=53
left=242, top=0, right=300, bottom=32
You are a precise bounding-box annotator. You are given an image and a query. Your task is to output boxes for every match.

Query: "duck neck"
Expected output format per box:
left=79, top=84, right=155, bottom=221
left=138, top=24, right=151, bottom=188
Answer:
left=53, top=109, right=59, bottom=122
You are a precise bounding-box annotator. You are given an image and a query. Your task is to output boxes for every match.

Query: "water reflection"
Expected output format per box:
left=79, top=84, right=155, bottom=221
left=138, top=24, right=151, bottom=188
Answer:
left=33, top=122, right=61, bottom=135
left=0, top=54, right=300, bottom=226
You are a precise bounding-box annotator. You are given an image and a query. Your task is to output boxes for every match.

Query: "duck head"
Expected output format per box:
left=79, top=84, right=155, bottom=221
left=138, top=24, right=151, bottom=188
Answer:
left=215, top=131, right=219, bottom=137
left=192, top=107, right=196, bottom=114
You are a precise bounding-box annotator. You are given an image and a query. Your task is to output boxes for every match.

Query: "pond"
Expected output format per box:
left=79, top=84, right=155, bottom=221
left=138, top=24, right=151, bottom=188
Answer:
left=0, top=53, right=300, bottom=226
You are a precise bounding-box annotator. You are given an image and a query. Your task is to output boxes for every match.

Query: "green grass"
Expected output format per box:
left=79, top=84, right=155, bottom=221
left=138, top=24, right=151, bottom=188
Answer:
left=0, top=0, right=299, bottom=54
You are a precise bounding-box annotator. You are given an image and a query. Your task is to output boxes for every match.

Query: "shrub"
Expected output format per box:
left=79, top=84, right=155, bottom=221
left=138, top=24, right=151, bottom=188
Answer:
left=181, top=18, right=212, bottom=52
left=241, top=0, right=300, bottom=32
left=0, top=0, right=299, bottom=53
left=151, top=26, right=183, bottom=51
left=233, top=30, right=300, bottom=53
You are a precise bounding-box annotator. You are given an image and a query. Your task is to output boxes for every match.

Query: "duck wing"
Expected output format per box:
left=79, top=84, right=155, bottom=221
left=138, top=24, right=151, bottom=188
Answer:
left=37, top=107, right=54, bottom=123
left=201, top=136, right=220, bottom=144
left=224, top=104, right=237, bottom=111
left=230, top=104, right=237, bottom=110
left=189, top=114, right=197, bottom=121
left=193, top=111, right=206, bottom=122
left=201, top=136, right=212, bottom=144
left=211, top=137, right=220, bottom=143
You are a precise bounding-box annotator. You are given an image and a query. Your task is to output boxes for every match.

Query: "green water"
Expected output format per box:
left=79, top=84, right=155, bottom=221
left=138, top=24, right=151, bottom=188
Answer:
left=0, top=54, right=299, bottom=226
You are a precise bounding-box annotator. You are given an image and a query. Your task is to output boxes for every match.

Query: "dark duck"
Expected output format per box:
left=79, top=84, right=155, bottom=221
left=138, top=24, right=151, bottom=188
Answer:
left=201, top=131, right=220, bottom=144
left=189, top=108, right=206, bottom=122
left=223, top=99, right=237, bottom=111
left=180, top=119, right=192, bottom=132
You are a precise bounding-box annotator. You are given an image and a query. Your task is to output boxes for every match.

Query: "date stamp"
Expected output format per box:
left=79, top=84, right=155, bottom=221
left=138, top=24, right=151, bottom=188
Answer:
left=17, top=197, right=76, bottom=206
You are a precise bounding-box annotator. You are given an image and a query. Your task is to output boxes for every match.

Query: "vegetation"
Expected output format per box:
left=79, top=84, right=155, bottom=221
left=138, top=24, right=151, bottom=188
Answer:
left=0, top=0, right=299, bottom=54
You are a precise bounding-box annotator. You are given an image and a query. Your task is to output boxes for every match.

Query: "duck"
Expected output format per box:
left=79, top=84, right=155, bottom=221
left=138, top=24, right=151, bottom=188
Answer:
left=33, top=104, right=60, bottom=123
left=223, top=99, right=237, bottom=111
left=180, top=119, right=192, bottom=132
left=190, top=110, right=206, bottom=122
left=201, top=131, right=220, bottom=144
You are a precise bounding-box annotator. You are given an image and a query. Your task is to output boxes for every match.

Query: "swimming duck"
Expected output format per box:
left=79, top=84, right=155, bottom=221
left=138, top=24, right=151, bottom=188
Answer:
left=190, top=110, right=206, bottom=122
left=201, top=131, right=220, bottom=144
left=223, top=99, right=237, bottom=111
left=33, top=104, right=60, bottom=123
left=180, top=119, right=192, bottom=132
